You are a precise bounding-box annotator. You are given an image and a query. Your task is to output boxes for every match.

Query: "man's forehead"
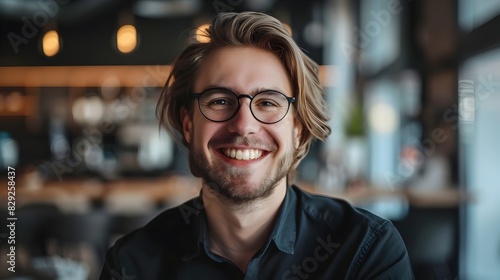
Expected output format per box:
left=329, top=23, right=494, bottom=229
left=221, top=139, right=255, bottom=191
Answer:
left=193, top=46, right=292, bottom=94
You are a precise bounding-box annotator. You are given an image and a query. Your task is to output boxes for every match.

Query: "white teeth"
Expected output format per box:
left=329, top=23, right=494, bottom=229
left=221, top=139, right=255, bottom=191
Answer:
left=223, top=148, right=263, bottom=160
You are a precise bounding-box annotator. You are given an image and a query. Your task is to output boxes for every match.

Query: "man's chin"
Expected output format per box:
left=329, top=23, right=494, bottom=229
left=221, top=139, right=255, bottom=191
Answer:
left=215, top=186, right=275, bottom=205
left=190, top=148, right=291, bottom=204
left=202, top=176, right=278, bottom=204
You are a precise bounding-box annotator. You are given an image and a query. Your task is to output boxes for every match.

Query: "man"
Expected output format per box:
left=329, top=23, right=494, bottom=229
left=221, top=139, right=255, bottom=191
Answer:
left=100, top=12, right=414, bottom=279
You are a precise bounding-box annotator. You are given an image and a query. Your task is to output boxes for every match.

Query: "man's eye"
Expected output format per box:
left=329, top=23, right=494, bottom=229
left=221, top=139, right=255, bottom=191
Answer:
left=205, top=98, right=234, bottom=108
left=211, top=99, right=230, bottom=105
left=256, top=100, right=279, bottom=107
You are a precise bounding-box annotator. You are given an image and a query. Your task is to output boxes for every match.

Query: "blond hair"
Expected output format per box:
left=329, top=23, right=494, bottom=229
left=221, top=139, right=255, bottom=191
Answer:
left=157, top=11, right=331, bottom=173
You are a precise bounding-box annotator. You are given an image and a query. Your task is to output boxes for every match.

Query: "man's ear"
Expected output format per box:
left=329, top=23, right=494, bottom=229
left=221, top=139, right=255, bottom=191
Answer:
left=181, top=107, right=193, bottom=144
left=293, top=119, right=303, bottom=149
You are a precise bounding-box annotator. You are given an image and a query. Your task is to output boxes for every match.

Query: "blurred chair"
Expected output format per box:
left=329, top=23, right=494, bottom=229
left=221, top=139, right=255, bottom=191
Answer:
left=16, top=203, right=61, bottom=258
left=46, top=210, right=112, bottom=280
left=0, top=203, right=62, bottom=279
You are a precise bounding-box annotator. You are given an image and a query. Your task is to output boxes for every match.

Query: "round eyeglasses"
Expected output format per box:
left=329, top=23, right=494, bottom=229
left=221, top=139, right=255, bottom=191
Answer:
left=193, top=88, right=296, bottom=124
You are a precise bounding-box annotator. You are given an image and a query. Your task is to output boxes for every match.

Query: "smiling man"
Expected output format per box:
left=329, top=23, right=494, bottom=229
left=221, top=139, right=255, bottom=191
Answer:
left=100, top=12, right=414, bottom=279
left=187, top=46, right=298, bottom=206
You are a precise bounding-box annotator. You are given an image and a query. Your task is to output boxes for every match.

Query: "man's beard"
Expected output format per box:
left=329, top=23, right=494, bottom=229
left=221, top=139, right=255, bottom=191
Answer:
left=188, top=136, right=294, bottom=205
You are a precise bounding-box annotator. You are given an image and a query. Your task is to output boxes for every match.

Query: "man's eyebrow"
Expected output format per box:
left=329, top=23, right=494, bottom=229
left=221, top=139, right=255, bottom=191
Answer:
left=241, top=87, right=289, bottom=95
left=202, top=85, right=233, bottom=91
left=252, top=87, right=287, bottom=94
left=199, top=85, right=287, bottom=95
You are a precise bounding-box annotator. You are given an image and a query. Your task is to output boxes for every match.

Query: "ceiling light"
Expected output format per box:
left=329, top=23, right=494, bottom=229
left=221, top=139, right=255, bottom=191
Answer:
left=42, top=30, right=60, bottom=57
left=117, top=24, right=137, bottom=54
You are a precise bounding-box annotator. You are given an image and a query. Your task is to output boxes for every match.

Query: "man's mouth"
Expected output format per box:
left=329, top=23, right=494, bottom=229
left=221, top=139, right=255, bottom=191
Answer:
left=221, top=148, right=264, bottom=160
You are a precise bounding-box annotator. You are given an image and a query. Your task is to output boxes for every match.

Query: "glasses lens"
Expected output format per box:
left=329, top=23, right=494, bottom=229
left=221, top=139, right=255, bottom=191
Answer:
left=198, top=89, right=238, bottom=121
left=251, top=91, right=290, bottom=123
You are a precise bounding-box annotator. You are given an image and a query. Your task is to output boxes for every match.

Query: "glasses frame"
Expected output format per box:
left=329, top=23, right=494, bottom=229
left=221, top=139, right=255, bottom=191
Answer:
left=193, top=87, right=296, bottom=124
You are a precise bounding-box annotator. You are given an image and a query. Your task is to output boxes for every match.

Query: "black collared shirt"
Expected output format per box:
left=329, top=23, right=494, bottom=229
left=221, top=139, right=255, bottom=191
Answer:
left=100, top=185, right=414, bottom=279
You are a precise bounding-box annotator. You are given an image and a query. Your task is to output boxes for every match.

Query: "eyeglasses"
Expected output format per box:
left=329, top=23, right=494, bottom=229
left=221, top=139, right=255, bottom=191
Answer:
left=193, top=88, right=296, bottom=124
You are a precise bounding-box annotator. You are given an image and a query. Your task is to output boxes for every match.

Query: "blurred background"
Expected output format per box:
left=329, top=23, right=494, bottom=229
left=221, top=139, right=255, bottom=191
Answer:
left=0, top=0, right=499, bottom=279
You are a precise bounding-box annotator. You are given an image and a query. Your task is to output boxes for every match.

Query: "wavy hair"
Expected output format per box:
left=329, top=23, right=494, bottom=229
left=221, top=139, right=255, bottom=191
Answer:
left=157, top=11, right=331, bottom=175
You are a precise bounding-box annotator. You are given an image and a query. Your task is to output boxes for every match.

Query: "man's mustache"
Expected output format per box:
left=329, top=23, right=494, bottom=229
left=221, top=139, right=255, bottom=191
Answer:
left=208, top=135, right=277, bottom=151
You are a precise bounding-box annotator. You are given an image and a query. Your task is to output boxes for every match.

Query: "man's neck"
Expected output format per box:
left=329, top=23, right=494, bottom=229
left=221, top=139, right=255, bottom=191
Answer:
left=202, top=180, right=287, bottom=273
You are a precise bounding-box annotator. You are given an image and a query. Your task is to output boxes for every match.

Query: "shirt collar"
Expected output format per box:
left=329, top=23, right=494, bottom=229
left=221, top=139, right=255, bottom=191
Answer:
left=269, top=185, right=297, bottom=254
left=182, top=185, right=298, bottom=260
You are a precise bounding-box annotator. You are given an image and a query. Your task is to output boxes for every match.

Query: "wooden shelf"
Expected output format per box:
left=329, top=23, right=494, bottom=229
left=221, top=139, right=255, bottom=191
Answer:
left=0, top=65, right=336, bottom=88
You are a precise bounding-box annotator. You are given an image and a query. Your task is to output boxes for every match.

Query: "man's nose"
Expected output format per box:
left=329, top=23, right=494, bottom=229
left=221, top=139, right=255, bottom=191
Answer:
left=226, top=99, right=260, bottom=136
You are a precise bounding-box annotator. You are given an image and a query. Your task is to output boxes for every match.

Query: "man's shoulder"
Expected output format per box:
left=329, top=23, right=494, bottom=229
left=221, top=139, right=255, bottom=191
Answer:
left=292, top=185, right=389, bottom=232
left=110, top=197, right=201, bottom=256
left=101, top=198, right=203, bottom=278
left=291, top=186, right=412, bottom=278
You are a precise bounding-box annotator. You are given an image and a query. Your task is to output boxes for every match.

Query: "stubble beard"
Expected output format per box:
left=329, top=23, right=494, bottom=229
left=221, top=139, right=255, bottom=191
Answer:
left=189, top=141, right=294, bottom=206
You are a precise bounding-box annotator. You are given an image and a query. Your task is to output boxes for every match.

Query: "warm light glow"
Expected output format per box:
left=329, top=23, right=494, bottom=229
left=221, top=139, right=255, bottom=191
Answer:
left=42, top=30, right=60, bottom=57
left=195, top=24, right=210, bottom=43
left=0, top=95, right=4, bottom=111
left=117, top=25, right=137, bottom=53
left=368, top=102, right=399, bottom=134
left=6, top=91, right=23, bottom=112
left=100, top=76, right=121, bottom=100
left=0, top=65, right=332, bottom=87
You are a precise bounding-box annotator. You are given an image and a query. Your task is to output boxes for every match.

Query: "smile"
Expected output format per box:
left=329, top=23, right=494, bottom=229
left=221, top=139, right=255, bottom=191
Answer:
left=222, top=148, right=263, bottom=160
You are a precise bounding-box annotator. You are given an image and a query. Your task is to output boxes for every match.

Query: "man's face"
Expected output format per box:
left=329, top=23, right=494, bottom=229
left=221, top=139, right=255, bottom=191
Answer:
left=182, top=46, right=301, bottom=204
